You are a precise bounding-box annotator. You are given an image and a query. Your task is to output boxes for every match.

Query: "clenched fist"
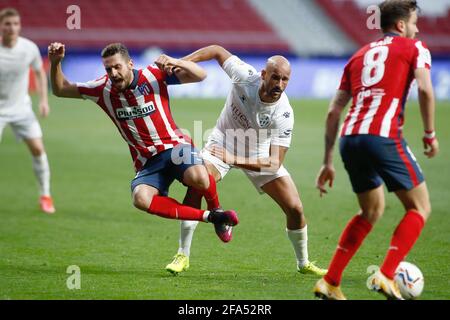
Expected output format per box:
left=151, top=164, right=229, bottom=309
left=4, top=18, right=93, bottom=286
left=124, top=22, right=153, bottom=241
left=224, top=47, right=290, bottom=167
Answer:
left=48, top=42, right=66, bottom=64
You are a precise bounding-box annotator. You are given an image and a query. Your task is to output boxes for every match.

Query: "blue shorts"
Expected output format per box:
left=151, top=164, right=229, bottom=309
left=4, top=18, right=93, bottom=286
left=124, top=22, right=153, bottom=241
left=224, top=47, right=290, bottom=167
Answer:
left=339, top=135, right=424, bottom=193
left=130, top=144, right=203, bottom=196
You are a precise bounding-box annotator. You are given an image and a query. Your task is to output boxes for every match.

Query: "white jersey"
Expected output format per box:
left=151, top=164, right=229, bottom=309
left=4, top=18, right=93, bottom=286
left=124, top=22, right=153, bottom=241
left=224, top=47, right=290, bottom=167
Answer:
left=210, top=55, right=294, bottom=158
left=0, top=37, right=42, bottom=117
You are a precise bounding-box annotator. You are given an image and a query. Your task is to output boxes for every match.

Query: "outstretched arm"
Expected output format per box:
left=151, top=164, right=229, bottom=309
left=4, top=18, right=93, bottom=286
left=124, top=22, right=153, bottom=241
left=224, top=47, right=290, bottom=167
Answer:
left=415, top=68, right=439, bottom=158
left=181, top=45, right=232, bottom=67
left=316, top=89, right=351, bottom=196
left=48, top=42, right=82, bottom=99
left=154, top=54, right=207, bottom=84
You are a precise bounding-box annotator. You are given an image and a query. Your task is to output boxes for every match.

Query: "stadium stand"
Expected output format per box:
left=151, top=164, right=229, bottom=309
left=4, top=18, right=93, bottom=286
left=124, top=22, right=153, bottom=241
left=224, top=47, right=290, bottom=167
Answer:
left=2, top=0, right=448, bottom=56
left=316, top=0, right=450, bottom=55
left=4, top=0, right=291, bottom=53
left=247, top=0, right=357, bottom=56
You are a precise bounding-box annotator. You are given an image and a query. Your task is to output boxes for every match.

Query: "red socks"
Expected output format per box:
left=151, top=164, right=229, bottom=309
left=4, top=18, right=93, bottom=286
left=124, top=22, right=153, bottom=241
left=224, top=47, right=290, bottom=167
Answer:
left=194, top=174, right=220, bottom=210
left=380, top=210, right=425, bottom=279
left=146, top=176, right=221, bottom=221
left=324, top=215, right=373, bottom=286
left=324, top=211, right=426, bottom=286
left=148, top=195, right=206, bottom=222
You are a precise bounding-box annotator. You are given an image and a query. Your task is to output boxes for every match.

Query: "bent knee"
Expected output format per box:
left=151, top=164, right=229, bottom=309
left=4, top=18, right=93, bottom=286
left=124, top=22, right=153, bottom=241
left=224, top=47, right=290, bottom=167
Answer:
left=422, top=202, right=432, bottom=217
left=284, top=202, right=304, bottom=217
left=30, top=146, right=45, bottom=157
left=360, top=208, right=384, bottom=224
left=25, top=140, right=45, bottom=157
left=133, top=191, right=153, bottom=211
left=187, top=170, right=210, bottom=190
left=413, top=202, right=431, bottom=221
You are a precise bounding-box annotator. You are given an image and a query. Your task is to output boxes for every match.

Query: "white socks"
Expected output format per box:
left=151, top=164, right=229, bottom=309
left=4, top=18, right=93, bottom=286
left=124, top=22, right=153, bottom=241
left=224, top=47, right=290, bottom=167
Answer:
left=177, top=221, right=309, bottom=265
left=286, top=225, right=309, bottom=268
left=177, top=220, right=199, bottom=257
left=32, top=153, right=51, bottom=196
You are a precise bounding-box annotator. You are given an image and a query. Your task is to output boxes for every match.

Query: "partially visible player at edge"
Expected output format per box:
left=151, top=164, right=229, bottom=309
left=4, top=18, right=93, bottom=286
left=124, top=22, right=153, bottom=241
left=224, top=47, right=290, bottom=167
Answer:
left=165, top=45, right=327, bottom=277
left=313, top=0, right=439, bottom=300
left=47, top=42, right=239, bottom=240
left=0, top=8, right=55, bottom=213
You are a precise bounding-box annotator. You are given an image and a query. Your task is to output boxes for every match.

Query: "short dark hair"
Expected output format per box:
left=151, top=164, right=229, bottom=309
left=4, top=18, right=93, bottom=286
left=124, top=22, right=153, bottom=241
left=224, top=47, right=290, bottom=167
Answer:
left=380, top=0, right=420, bottom=32
left=101, top=43, right=131, bottom=61
left=0, top=7, right=20, bottom=23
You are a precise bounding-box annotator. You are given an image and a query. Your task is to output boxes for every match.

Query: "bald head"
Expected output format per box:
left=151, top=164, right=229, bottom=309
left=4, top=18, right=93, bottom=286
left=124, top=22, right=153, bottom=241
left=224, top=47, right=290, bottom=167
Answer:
left=260, top=55, right=291, bottom=103
left=266, top=55, right=291, bottom=74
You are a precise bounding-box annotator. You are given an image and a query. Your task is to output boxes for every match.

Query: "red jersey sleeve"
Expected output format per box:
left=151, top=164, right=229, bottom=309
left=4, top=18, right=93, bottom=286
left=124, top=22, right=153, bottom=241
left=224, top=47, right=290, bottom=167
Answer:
left=147, top=65, right=181, bottom=85
left=147, top=65, right=165, bottom=81
left=338, top=63, right=351, bottom=92
left=76, top=76, right=107, bottom=102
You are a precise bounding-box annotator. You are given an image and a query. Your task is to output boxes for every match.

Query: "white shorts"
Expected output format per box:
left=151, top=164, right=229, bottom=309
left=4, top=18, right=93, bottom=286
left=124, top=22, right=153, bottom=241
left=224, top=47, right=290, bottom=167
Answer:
left=0, top=111, right=43, bottom=142
left=201, top=148, right=290, bottom=194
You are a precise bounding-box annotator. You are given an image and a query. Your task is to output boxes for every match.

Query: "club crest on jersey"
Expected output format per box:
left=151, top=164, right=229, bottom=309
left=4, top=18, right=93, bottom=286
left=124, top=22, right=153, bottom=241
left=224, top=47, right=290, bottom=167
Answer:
left=257, top=113, right=271, bottom=128
left=116, top=101, right=156, bottom=120
left=137, top=83, right=151, bottom=96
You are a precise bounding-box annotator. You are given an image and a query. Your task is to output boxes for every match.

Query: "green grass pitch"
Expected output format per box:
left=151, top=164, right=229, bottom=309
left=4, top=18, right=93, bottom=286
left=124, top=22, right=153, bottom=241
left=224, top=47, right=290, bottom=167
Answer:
left=0, top=95, right=449, bottom=300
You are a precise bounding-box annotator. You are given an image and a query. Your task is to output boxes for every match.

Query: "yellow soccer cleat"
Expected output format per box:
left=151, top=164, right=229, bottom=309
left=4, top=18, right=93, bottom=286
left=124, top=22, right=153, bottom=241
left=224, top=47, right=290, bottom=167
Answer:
left=313, top=278, right=347, bottom=300
left=367, top=270, right=404, bottom=300
left=165, top=253, right=189, bottom=275
left=298, top=261, right=328, bottom=276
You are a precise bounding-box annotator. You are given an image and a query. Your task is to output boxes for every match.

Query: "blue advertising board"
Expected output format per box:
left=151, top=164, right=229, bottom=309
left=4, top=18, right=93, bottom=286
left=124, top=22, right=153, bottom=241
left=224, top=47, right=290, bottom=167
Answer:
left=62, top=53, right=450, bottom=100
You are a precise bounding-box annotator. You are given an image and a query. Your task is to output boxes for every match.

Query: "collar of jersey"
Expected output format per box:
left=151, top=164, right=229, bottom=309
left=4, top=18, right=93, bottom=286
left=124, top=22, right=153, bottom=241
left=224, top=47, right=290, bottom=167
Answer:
left=127, top=69, right=140, bottom=90
left=384, top=32, right=400, bottom=37
left=258, top=97, right=279, bottom=108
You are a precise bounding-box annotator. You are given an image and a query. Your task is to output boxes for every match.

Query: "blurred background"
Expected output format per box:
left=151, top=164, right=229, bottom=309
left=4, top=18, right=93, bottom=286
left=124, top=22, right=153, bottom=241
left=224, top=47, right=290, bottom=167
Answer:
left=3, top=0, right=449, bottom=100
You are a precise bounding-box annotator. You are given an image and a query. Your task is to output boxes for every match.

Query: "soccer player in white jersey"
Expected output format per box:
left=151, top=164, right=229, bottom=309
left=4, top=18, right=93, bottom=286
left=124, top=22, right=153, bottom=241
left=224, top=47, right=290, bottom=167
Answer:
left=165, top=45, right=327, bottom=276
left=0, top=8, right=55, bottom=214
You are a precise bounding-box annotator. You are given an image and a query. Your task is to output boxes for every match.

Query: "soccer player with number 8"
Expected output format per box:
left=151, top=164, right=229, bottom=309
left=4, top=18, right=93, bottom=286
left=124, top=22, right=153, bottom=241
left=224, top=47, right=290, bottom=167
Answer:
left=313, top=0, right=439, bottom=300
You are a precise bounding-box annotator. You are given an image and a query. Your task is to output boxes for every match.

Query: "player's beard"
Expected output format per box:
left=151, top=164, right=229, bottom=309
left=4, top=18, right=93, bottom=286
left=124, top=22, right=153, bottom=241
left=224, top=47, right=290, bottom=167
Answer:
left=270, top=87, right=282, bottom=100
left=112, top=74, right=131, bottom=91
left=112, top=79, right=125, bottom=91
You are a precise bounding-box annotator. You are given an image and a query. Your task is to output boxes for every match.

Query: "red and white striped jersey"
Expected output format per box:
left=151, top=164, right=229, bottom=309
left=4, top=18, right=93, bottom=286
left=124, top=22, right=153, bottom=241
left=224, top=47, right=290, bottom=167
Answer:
left=77, top=66, right=191, bottom=171
left=339, top=34, right=431, bottom=139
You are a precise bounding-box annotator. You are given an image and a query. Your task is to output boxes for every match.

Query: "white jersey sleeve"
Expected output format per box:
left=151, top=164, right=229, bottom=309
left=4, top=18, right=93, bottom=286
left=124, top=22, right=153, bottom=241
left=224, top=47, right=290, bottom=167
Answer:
left=271, top=103, right=294, bottom=148
left=222, top=55, right=258, bottom=83
left=414, top=41, right=432, bottom=70
left=30, top=41, right=43, bottom=71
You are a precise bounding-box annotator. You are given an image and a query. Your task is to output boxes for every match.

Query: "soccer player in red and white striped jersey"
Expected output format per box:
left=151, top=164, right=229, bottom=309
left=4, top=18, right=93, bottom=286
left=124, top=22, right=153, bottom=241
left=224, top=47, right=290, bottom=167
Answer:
left=314, top=0, right=439, bottom=300
left=48, top=42, right=238, bottom=242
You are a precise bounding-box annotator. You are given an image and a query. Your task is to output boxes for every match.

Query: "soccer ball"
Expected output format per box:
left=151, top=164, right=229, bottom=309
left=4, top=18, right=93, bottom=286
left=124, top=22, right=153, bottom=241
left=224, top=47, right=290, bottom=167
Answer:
left=394, top=262, right=424, bottom=299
